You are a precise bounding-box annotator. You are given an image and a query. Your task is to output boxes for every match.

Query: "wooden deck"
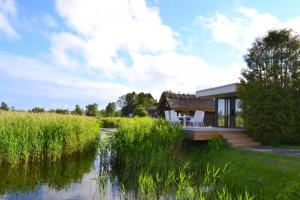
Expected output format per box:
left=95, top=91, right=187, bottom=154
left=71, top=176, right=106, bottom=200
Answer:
left=184, top=127, right=261, bottom=148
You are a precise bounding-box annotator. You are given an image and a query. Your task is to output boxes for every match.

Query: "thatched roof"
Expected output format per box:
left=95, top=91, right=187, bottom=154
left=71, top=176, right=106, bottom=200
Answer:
left=158, top=91, right=215, bottom=114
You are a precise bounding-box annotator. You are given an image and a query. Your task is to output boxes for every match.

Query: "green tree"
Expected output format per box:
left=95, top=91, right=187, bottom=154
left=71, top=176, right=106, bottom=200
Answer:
left=238, top=29, right=300, bottom=144
left=85, top=103, right=98, bottom=117
left=117, top=92, right=137, bottom=116
left=74, top=105, right=83, bottom=115
left=54, top=109, right=69, bottom=114
left=105, top=102, right=116, bottom=116
left=117, top=92, right=156, bottom=117
left=134, top=105, right=148, bottom=117
left=0, top=102, right=9, bottom=111
left=31, top=107, right=45, bottom=113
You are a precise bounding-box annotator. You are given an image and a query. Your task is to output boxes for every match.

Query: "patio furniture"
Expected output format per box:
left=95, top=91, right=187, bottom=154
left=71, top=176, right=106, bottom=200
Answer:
left=177, top=115, right=192, bottom=127
left=189, top=111, right=205, bottom=127
left=170, top=110, right=181, bottom=125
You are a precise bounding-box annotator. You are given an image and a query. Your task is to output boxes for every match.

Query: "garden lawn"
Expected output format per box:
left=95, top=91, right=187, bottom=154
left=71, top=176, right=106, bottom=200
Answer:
left=187, top=148, right=300, bottom=200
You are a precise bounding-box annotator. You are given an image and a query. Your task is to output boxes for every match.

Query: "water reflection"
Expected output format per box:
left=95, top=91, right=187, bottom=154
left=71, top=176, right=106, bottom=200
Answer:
left=0, top=145, right=102, bottom=200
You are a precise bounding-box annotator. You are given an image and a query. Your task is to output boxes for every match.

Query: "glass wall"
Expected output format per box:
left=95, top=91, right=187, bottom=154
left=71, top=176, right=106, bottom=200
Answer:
left=235, top=98, right=244, bottom=127
left=217, top=99, right=225, bottom=126
left=217, top=97, right=243, bottom=127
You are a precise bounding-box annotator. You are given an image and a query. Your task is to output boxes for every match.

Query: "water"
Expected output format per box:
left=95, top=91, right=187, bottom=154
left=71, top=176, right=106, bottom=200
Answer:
left=0, top=131, right=125, bottom=200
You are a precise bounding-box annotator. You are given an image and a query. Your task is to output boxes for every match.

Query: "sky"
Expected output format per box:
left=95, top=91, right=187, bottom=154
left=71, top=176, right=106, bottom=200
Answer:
left=1, top=0, right=300, bottom=110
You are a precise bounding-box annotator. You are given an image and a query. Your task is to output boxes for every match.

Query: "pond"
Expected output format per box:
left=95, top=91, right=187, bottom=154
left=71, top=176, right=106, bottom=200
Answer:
left=0, top=131, right=124, bottom=200
left=0, top=125, right=251, bottom=200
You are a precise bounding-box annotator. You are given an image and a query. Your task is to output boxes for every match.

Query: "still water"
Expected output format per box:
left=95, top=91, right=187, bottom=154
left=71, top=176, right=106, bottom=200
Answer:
left=0, top=131, right=124, bottom=200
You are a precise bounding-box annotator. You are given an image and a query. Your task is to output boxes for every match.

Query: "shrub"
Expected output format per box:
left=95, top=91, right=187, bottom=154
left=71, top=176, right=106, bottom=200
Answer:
left=208, top=137, right=227, bottom=151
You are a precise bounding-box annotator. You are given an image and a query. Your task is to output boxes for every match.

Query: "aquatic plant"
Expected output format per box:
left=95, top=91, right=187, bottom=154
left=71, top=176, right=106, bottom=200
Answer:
left=111, top=118, right=183, bottom=174
left=104, top=118, right=255, bottom=200
left=0, top=111, right=100, bottom=164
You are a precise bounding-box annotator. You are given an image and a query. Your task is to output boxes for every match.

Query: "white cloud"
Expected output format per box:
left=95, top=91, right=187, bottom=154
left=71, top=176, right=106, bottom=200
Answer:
left=0, top=53, right=138, bottom=104
left=53, top=0, right=177, bottom=70
left=0, top=0, right=18, bottom=38
left=50, top=0, right=242, bottom=97
left=196, top=7, right=300, bottom=51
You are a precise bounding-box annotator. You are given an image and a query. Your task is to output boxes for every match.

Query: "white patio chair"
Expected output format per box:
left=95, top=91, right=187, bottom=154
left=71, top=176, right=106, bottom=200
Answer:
left=189, top=111, right=205, bottom=127
left=164, top=110, right=171, bottom=122
left=170, top=110, right=181, bottom=125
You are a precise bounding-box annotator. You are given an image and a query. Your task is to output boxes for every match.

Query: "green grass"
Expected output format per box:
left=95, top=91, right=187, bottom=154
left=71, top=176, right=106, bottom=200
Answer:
left=187, top=147, right=300, bottom=200
left=0, top=111, right=100, bottom=164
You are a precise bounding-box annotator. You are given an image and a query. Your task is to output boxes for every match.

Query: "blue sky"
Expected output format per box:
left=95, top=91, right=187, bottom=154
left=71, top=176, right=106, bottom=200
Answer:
left=1, top=0, right=300, bottom=110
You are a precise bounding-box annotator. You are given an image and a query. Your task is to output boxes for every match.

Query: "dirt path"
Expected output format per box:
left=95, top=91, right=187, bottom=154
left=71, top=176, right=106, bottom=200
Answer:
left=246, top=146, right=300, bottom=157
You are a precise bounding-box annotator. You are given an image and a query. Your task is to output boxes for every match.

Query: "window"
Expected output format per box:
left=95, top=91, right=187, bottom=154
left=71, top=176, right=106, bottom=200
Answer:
left=217, top=99, right=225, bottom=126
left=235, top=99, right=244, bottom=127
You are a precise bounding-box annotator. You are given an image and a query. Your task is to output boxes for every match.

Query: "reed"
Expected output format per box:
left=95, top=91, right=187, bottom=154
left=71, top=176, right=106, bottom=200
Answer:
left=104, top=118, right=255, bottom=199
left=111, top=118, right=183, bottom=174
left=0, top=111, right=100, bottom=164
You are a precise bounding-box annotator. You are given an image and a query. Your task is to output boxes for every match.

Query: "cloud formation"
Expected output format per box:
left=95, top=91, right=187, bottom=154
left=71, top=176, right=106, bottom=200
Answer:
left=0, top=0, right=19, bottom=38
left=197, top=7, right=300, bottom=51
left=50, top=0, right=241, bottom=99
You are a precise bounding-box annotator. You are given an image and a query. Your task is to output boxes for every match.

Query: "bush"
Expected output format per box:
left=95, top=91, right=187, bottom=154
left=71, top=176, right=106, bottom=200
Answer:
left=208, top=137, right=227, bottom=151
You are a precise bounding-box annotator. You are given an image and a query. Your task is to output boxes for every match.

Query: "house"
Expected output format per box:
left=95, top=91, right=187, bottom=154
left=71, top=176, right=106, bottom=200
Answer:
left=157, top=91, right=215, bottom=126
left=196, top=83, right=243, bottom=128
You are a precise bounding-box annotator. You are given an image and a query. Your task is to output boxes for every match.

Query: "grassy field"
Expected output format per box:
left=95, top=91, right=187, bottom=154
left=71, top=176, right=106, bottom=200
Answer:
left=0, top=111, right=100, bottom=164
left=187, top=147, right=300, bottom=200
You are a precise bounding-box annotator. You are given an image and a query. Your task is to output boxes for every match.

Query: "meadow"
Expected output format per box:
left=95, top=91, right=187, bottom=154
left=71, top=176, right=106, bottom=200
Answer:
left=0, top=111, right=100, bottom=164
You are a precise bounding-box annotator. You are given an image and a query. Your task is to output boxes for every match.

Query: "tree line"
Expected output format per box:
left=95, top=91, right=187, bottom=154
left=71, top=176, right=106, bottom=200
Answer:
left=0, top=92, right=157, bottom=117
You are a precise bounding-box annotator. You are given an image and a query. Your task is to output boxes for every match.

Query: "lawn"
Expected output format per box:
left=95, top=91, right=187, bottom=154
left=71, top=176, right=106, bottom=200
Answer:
left=187, top=147, right=300, bottom=200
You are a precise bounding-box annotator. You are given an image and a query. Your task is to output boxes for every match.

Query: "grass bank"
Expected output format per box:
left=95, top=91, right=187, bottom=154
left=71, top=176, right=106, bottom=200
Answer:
left=0, top=111, right=100, bottom=164
left=101, top=118, right=254, bottom=199
left=187, top=146, right=300, bottom=200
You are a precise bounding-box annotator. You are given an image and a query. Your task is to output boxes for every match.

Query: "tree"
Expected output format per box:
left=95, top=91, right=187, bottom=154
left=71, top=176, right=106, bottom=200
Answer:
left=54, top=109, right=69, bottom=114
left=31, top=107, right=45, bottom=113
left=238, top=29, right=300, bottom=144
left=105, top=102, right=116, bottom=116
left=117, top=92, right=157, bottom=117
left=117, top=92, right=137, bottom=116
left=134, top=105, right=148, bottom=117
left=74, top=105, right=83, bottom=115
left=85, top=103, right=98, bottom=117
left=0, top=102, right=9, bottom=111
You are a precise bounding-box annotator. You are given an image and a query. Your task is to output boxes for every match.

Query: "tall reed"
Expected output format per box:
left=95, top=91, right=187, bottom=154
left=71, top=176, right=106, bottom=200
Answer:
left=103, top=117, right=255, bottom=199
left=111, top=118, right=183, bottom=174
left=0, top=111, right=100, bottom=164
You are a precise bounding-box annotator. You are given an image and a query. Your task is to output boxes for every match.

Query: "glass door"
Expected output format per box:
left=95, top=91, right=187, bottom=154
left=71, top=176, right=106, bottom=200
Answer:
left=217, top=98, right=232, bottom=127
